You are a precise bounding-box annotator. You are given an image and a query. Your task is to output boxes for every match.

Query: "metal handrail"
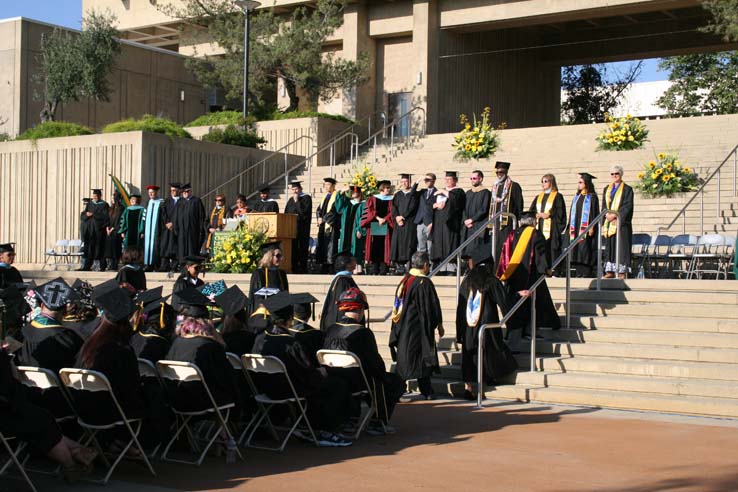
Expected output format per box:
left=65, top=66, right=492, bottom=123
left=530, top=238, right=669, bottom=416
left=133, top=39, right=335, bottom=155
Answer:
left=475, top=208, right=620, bottom=409
left=354, top=107, right=427, bottom=166
left=655, top=144, right=738, bottom=237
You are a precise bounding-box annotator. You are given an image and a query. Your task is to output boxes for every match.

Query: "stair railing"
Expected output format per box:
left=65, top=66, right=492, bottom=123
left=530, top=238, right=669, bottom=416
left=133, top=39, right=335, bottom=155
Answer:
left=353, top=106, right=427, bottom=166
left=475, top=208, right=620, bottom=409
left=654, top=144, right=738, bottom=238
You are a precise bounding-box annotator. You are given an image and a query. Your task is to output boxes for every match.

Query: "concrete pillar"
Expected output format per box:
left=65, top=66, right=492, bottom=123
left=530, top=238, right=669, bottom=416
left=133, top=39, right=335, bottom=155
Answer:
left=412, top=0, right=439, bottom=134
left=341, top=2, right=376, bottom=122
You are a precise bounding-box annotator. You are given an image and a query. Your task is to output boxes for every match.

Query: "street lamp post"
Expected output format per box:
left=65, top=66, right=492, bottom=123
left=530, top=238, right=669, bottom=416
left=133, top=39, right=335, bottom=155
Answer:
left=235, top=0, right=261, bottom=120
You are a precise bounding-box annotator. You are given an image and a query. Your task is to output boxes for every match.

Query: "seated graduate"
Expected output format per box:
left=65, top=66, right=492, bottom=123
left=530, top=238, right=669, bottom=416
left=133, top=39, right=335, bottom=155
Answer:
left=496, top=211, right=560, bottom=340
left=319, top=252, right=359, bottom=331
left=0, top=346, right=98, bottom=483
left=19, top=278, right=84, bottom=374
left=248, top=241, right=289, bottom=314
left=323, top=287, right=404, bottom=431
left=0, top=243, right=31, bottom=337
left=116, top=247, right=147, bottom=292
left=171, top=256, right=207, bottom=309
left=456, top=245, right=518, bottom=401
left=63, top=279, right=99, bottom=334
left=165, top=288, right=240, bottom=413
left=130, top=286, right=176, bottom=364
left=289, top=293, right=324, bottom=368
left=0, top=242, right=23, bottom=287
left=252, top=291, right=353, bottom=447
left=214, top=285, right=255, bottom=356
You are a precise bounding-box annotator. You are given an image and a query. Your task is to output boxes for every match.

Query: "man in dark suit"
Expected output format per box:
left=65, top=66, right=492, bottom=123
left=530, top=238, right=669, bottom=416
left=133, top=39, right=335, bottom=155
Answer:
left=414, top=173, right=437, bottom=257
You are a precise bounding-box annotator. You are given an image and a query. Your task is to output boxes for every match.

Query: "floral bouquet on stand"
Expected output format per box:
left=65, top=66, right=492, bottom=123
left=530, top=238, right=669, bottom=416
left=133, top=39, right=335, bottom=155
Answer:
left=452, top=106, right=502, bottom=160
left=596, top=114, right=649, bottom=151
left=211, top=222, right=268, bottom=273
left=349, top=163, right=379, bottom=197
left=636, top=152, right=700, bottom=198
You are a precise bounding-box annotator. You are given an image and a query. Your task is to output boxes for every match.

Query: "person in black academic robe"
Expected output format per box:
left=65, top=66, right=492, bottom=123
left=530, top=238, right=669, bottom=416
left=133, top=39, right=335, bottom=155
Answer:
left=490, top=162, right=524, bottom=265
left=159, top=183, right=181, bottom=272
left=248, top=243, right=289, bottom=313
left=602, top=166, right=634, bottom=278
left=319, top=254, right=358, bottom=331
left=130, top=300, right=176, bottom=364
left=496, top=214, right=561, bottom=338
left=80, top=189, right=111, bottom=271
left=462, top=170, right=492, bottom=254
left=456, top=248, right=518, bottom=400
left=390, top=174, right=419, bottom=272
left=0, top=242, right=23, bottom=288
left=569, top=173, right=600, bottom=278
left=116, top=248, right=147, bottom=292
left=431, top=172, right=466, bottom=274
left=284, top=181, right=312, bottom=274
left=205, top=194, right=233, bottom=254
left=252, top=185, right=279, bottom=213
left=529, top=174, right=567, bottom=269
left=79, top=198, right=92, bottom=262
left=388, top=251, right=444, bottom=398
left=105, top=193, right=124, bottom=272
left=20, top=312, right=83, bottom=374
left=174, top=185, right=207, bottom=263
left=316, top=178, right=340, bottom=273
left=171, top=257, right=206, bottom=310
left=290, top=298, right=324, bottom=369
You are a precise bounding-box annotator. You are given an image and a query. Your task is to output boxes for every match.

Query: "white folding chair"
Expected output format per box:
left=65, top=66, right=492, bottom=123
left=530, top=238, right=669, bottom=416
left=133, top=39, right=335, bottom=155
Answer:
left=43, top=239, right=69, bottom=270
left=68, top=239, right=84, bottom=264
left=137, top=359, right=164, bottom=389
left=59, top=368, right=156, bottom=484
left=316, top=349, right=378, bottom=440
left=240, top=354, right=319, bottom=452
left=156, top=360, right=242, bottom=466
left=688, top=234, right=727, bottom=279
left=0, top=431, right=37, bottom=492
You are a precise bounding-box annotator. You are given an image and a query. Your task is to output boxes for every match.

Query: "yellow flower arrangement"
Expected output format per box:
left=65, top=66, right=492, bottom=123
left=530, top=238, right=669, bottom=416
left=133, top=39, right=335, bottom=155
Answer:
left=637, top=152, right=700, bottom=198
left=453, top=106, right=502, bottom=160
left=212, top=222, right=268, bottom=273
left=596, top=114, right=649, bottom=151
left=349, top=162, right=379, bottom=197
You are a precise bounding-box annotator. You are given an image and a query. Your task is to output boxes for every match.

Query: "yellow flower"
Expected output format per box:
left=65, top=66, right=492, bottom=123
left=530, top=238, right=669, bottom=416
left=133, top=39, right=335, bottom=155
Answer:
left=684, top=167, right=691, bottom=173
left=655, top=168, right=663, bottom=175
left=648, top=161, right=656, bottom=169
left=651, top=173, right=658, bottom=180
left=674, top=160, right=681, bottom=167
left=665, top=163, right=673, bottom=171
left=657, top=153, right=665, bottom=160
left=637, top=172, right=644, bottom=179
left=663, top=175, right=671, bottom=182
left=628, top=135, right=634, bottom=142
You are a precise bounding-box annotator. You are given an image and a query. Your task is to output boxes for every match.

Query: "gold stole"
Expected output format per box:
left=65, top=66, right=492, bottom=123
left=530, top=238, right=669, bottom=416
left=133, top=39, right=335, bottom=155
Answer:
left=535, top=191, right=558, bottom=240
left=499, top=226, right=535, bottom=282
left=320, top=192, right=339, bottom=232
left=603, top=183, right=625, bottom=238
left=207, top=207, right=226, bottom=247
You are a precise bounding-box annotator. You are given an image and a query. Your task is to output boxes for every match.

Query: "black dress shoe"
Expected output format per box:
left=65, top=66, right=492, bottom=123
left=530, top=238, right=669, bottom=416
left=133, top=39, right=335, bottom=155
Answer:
left=463, top=390, right=475, bottom=401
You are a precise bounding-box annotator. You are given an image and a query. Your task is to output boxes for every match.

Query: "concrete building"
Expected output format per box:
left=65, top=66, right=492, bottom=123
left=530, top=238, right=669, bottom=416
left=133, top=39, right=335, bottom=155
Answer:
left=0, top=17, right=207, bottom=137
left=85, top=0, right=736, bottom=133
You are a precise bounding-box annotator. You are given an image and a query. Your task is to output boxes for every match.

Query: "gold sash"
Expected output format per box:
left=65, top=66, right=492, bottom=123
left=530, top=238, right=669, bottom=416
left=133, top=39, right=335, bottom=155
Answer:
left=499, top=226, right=535, bottom=282
left=535, top=191, right=558, bottom=240
left=603, top=183, right=625, bottom=238
left=320, top=192, right=339, bottom=232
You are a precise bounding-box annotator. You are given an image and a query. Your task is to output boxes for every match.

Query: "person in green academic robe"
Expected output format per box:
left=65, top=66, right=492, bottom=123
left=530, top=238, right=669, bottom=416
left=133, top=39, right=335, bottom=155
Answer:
left=119, top=194, right=146, bottom=249
left=334, top=185, right=366, bottom=265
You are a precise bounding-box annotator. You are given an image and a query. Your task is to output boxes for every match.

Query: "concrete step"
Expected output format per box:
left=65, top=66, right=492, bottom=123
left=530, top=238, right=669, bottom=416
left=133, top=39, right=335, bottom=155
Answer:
left=529, top=340, right=738, bottom=364
left=544, top=328, right=738, bottom=349
left=568, top=315, right=738, bottom=333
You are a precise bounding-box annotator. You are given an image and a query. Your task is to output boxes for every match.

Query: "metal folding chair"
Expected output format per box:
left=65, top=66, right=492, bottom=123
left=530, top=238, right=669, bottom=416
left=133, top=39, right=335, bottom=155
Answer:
left=156, top=360, right=242, bottom=466
left=316, top=349, right=377, bottom=440
left=667, top=234, right=699, bottom=278
left=644, top=234, right=671, bottom=277
left=630, top=233, right=651, bottom=275
left=137, top=358, right=165, bottom=390
left=688, top=234, right=727, bottom=279
left=59, top=368, right=156, bottom=484
left=724, top=235, right=736, bottom=279
left=43, top=239, right=69, bottom=271
left=240, top=354, right=319, bottom=452
left=0, top=432, right=38, bottom=492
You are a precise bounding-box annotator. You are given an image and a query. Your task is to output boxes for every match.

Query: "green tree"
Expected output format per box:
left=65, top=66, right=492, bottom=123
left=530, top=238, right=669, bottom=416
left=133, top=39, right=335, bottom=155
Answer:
left=701, top=0, right=738, bottom=42
left=36, top=11, right=120, bottom=122
left=560, top=62, right=642, bottom=124
left=657, top=52, right=738, bottom=116
left=164, top=0, right=369, bottom=112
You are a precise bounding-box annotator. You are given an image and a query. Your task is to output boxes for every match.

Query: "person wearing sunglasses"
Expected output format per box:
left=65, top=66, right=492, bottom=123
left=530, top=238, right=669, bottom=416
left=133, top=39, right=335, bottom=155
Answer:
left=462, top=170, right=491, bottom=256
left=602, top=165, right=634, bottom=279
left=529, top=174, right=567, bottom=272
left=205, top=194, right=232, bottom=255
left=248, top=241, right=290, bottom=313
left=414, top=173, right=437, bottom=256
left=174, top=183, right=207, bottom=267
left=490, top=162, right=524, bottom=264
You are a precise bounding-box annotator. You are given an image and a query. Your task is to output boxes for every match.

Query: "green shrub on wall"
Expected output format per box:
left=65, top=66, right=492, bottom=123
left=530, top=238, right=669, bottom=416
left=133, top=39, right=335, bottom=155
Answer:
left=201, top=125, right=266, bottom=148
left=269, top=110, right=353, bottom=124
left=16, top=121, right=94, bottom=141
left=102, top=115, right=191, bottom=139
left=187, top=111, right=257, bottom=127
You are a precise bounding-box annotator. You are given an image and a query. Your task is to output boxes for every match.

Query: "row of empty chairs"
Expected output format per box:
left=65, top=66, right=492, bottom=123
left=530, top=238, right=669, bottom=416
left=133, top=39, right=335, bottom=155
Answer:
left=631, top=233, right=736, bottom=279
left=1, top=350, right=377, bottom=490
left=44, top=239, right=84, bottom=270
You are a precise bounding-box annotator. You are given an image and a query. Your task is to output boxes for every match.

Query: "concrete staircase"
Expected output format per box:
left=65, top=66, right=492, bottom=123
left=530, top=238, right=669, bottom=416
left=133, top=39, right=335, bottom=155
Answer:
left=25, top=270, right=738, bottom=418
left=269, top=114, right=738, bottom=238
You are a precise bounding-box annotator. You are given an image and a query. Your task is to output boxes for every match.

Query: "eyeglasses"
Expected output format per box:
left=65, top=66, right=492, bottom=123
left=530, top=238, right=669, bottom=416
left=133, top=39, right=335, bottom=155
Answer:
left=542, top=179, right=550, bottom=183
left=496, top=170, right=506, bottom=174
left=274, top=253, right=283, bottom=258
left=424, top=178, right=433, bottom=182
left=611, top=173, right=620, bottom=176
left=215, top=199, right=224, bottom=202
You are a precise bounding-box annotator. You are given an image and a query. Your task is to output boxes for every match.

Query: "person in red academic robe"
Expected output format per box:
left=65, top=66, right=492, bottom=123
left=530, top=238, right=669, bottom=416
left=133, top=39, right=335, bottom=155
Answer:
left=361, top=180, right=394, bottom=275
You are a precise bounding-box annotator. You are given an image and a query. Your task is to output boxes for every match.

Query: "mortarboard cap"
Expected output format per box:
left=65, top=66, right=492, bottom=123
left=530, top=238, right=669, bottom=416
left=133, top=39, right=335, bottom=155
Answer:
left=181, top=183, right=192, bottom=190
left=0, top=242, right=15, bottom=254
left=263, top=291, right=293, bottom=320
left=82, top=198, right=90, bottom=203
left=257, top=183, right=270, bottom=193
left=445, top=171, right=458, bottom=178
left=252, top=287, right=281, bottom=300
left=289, top=181, right=302, bottom=188
left=323, top=177, right=337, bottom=185
left=35, top=277, right=73, bottom=310
left=184, top=255, right=206, bottom=265
left=146, top=185, right=160, bottom=191
left=136, top=286, right=163, bottom=307
left=579, top=172, right=597, bottom=180
left=198, top=279, right=227, bottom=298
left=291, top=292, right=318, bottom=305
left=95, top=288, right=138, bottom=323
left=377, top=180, right=392, bottom=188
left=495, top=161, right=511, bottom=170
left=214, top=285, right=248, bottom=316
left=92, top=278, right=124, bottom=300
left=292, top=292, right=318, bottom=321
left=169, top=182, right=182, bottom=189
left=399, top=173, right=412, bottom=180
left=130, top=194, right=142, bottom=199
left=470, top=244, right=494, bottom=267
left=91, top=188, right=102, bottom=195
left=173, top=287, right=211, bottom=318
left=261, top=241, right=281, bottom=254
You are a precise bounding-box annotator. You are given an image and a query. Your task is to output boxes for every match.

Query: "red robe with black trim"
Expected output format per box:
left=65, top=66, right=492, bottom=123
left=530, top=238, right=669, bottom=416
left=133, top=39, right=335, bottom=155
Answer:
left=360, top=196, right=394, bottom=264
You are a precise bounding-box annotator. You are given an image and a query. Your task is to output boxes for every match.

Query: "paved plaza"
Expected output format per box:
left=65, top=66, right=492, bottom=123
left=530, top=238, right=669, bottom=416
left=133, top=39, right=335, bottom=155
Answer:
left=18, top=398, right=738, bottom=492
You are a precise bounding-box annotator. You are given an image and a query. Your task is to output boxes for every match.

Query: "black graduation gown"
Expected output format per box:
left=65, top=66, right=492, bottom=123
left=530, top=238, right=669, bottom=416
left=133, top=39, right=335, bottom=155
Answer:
left=248, top=267, right=289, bottom=313
left=19, top=316, right=83, bottom=373
left=431, top=188, right=466, bottom=263
left=569, top=192, right=600, bottom=269
left=174, top=195, right=207, bottom=261
left=289, top=320, right=324, bottom=369
left=0, top=264, right=23, bottom=288
left=390, top=185, right=419, bottom=263
left=602, top=183, right=634, bottom=268
left=254, top=200, right=279, bottom=213
left=130, top=331, right=171, bottom=364
left=83, top=200, right=110, bottom=262
left=388, top=273, right=443, bottom=381
left=529, top=192, right=567, bottom=266
left=171, top=273, right=205, bottom=311
left=456, top=269, right=517, bottom=384
left=491, top=180, right=524, bottom=262
left=116, top=264, right=147, bottom=291
left=497, top=227, right=560, bottom=334
left=104, top=206, right=123, bottom=263
left=160, top=196, right=180, bottom=260
left=165, top=336, right=239, bottom=412
left=284, top=194, right=312, bottom=274
left=319, top=274, right=358, bottom=331
left=316, top=193, right=340, bottom=265
left=463, top=188, right=492, bottom=252
left=223, top=330, right=256, bottom=357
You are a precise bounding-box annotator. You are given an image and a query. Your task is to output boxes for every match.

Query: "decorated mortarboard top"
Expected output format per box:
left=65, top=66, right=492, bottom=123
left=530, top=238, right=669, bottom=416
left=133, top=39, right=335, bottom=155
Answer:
left=262, top=291, right=293, bottom=317
left=173, top=287, right=211, bottom=318
left=261, top=241, right=281, bottom=254
left=495, top=161, right=511, bottom=170
left=445, top=171, right=458, bottom=178
left=214, top=285, right=248, bottom=316
left=252, top=287, right=281, bottom=299
left=398, top=173, right=412, bottom=180
left=579, top=172, right=597, bottom=180
left=95, top=288, right=138, bottom=323
left=198, top=280, right=227, bottom=298
left=257, top=183, right=271, bottom=193
left=323, top=177, right=337, bottom=185
left=146, top=185, right=160, bottom=191
left=35, top=277, right=73, bottom=310
left=0, top=242, right=15, bottom=253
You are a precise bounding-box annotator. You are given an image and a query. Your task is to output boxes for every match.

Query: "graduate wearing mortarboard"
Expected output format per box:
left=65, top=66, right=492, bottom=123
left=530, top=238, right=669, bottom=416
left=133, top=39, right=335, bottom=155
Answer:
left=159, top=182, right=182, bottom=272
left=490, top=161, right=524, bottom=264
left=173, top=183, right=207, bottom=264
left=252, top=184, right=279, bottom=213
left=80, top=188, right=110, bottom=271
left=390, top=174, right=420, bottom=273
left=284, top=180, right=312, bottom=273
left=361, top=179, right=394, bottom=275
left=316, top=177, right=341, bottom=273
left=248, top=241, right=289, bottom=314
left=569, top=172, right=600, bottom=277
left=0, top=242, right=23, bottom=288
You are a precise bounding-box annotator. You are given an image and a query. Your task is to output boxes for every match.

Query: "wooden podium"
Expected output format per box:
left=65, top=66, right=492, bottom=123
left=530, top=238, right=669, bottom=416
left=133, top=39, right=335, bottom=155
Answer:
left=243, top=213, right=297, bottom=273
